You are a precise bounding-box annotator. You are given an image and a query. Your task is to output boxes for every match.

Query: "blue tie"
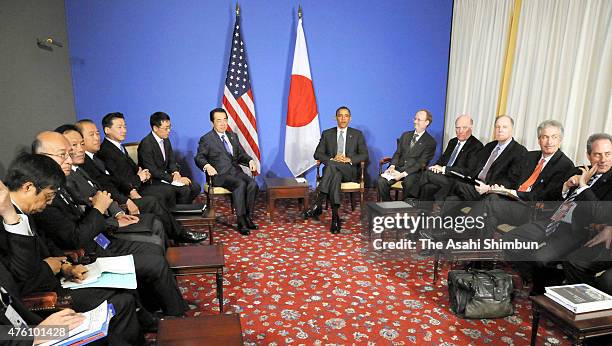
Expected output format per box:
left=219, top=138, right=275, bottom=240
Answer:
left=221, top=135, right=232, bottom=155
left=447, top=142, right=462, bottom=167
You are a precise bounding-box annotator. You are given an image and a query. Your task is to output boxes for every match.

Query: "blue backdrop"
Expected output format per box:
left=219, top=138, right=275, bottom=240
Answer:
left=65, top=0, right=453, bottom=187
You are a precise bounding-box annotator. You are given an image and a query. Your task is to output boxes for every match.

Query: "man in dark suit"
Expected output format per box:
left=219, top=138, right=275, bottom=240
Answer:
left=408, top=114, right=483, bottom=203
left=439, top=115, right=527, bottom=213
left=35, top=129, right=167, bottom=248
left=138, top=111, right=201, bottom=204
left=468, top=120, right=574, bottom=236
left=97, top=112, right=177, bottom=208
left=75, top=119, right=206, bottom=243
left=31, top=132, right=188, bottom=317
left=504, top=133, right=612, bottom=294
left=378, top=109, right=437, bottom=201
left=0, top=153, right=142, bottom=344
left=195, top=108, right=258, bottom=235
left=303, top=106, right=369, bottom=234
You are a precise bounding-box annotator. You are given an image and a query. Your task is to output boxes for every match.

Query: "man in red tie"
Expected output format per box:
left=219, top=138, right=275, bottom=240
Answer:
left=470, top=120, right=574, bottom=237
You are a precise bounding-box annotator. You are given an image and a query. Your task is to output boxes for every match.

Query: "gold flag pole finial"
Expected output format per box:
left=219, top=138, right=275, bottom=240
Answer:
left=298, top=5, right=302, bottom=19
left=236, top=3, right=240, bottom=16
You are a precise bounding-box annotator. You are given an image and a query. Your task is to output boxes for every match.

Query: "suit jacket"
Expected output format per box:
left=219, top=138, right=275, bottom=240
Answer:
left=454, top=138, right=527, bottom=188
left=32, top=188, right=110, bottom=254
left=434, top=135, right=484, bottom=170
left=390, top=130, right=436, bottom=176
left=0, top=262, right=42, bottom=344
left=573, top=168, right=612, bottom=229
left=194, top=130, right=253, bottom=175
left=81, top=155, right=130, bottom=204
left=67, top=167, right=124, bottom=217
left=138, top=132, right=178, bottom=183
left=1, top=208, right=62, bottom=296
left=314, top=127, right=369, bottom=165
left=97, top=138, right=142, bottom=194
left=515, top=150, right=575, bottom=202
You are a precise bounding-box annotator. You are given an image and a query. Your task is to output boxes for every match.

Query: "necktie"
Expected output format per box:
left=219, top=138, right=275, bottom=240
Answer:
left=76, top=167, right=98, bottom=189
left=478, top=146, right=501, bottom=181
left=159, top=139, right=166, bottom=161
left=221, top=135, right=233, bottom=155
left=410, top=134, right=419, bottom=150
left=92, top=156, right=109, bottom=174
left=337, top=131, right=345, bottom=155
left=518, top=159, right=545, bottom=192
left=545, top=174, right=599, bottom=236
left=446, top=142, right=462, bottom=167
left=119, top=145, right=126, bottom=154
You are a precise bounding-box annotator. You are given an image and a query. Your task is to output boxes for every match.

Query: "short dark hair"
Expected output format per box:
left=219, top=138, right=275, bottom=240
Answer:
left=587, top=133, right=612, bottom=154
left=336, top=106, right=351, bottom=116
left=75, top=119, right=96, bottom=134
left=101, top=112, right=124, bottom=130
left=150, top=112, right=171, bottom=129
left=55, top=124, right=80, bottom=135
left=3, top=153, right=65, bottom=192
left=209, top=108, right=227, bottom=122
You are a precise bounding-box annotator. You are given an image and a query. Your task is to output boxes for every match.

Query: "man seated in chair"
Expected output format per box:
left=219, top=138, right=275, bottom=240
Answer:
left=303, top=106, right=369, bottom=234
left=410, top=114, right=483, bottom=206
left=377, top=109, right=437, bottom=202
left=97, top=112, right=176, bottom=208
left=138, top=111, right=201, bottom=204
left=503, top=133, right=612, bottom=294
left=194, top=108, right=258, bottom=236
left=467, top=120, right=574, bottom=237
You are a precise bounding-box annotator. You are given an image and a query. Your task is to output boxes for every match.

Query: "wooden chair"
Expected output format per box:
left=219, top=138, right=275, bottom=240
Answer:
left=315, top=160, right=366, bottom=210
left=378, top=157, right=403, bottom=201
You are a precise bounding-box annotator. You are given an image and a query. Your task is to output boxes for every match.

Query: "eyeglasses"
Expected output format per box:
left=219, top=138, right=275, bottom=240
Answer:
left=40, top=152, right=71, bottom=160
left=158, top=126, right=171, bottom=131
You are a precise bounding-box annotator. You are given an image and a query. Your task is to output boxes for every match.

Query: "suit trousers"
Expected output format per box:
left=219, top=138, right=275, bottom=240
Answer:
left=213, top=169, right=258, bottom=217
left=377, top=172, right=421, bottom=201
left=414, top=170, right=453, bottom=200
left=132, top=195, right=187, bottom=240
left=565, top=243, right=612, bottom=295
left=503, top=221, right=589, bottom=291
left=469, top=194, right=531, bottom=237
left=113, top=213, right=166, bottom=249
left=319, top=161, right=356, bottom=206
left=140, top=183, right=176, bottom=208
left=172, top=181, right=201, bottom=204
left=97, top=237, right=188, bottom=316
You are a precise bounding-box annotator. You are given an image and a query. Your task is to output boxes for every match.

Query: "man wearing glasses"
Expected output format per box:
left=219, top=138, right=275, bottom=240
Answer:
left=138, top=112, right=201, bottom=204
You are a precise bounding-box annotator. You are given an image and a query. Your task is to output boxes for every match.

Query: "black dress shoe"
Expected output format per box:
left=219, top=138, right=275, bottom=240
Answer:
left=175, top=230, right=208, bottom=243
left=303, top=204, right=323, bottom=219
left=237, top=225, right=250, bottom=235
left=330, top=216, right=341, bottom=234
left=245, top=216, right=259, bottom=230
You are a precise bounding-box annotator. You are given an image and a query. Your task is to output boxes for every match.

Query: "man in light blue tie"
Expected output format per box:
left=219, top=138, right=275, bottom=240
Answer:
left=195, top=108, right=258, bottom=235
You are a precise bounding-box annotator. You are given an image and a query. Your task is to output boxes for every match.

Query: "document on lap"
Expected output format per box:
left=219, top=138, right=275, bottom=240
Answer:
left=161, top=179, right=185, bottom=187
left=61, top=255, right=137, bottom=289
left=40, top=300, right=113, bottom=346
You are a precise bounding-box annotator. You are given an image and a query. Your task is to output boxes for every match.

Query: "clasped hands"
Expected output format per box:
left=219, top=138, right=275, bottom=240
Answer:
left=172, top=171, right=192, bottom=185
left=331, top=154, right=352, bottom=164
left=383, top=165, right=407, bottom=181
left=137, top=167, right=151, bottom=182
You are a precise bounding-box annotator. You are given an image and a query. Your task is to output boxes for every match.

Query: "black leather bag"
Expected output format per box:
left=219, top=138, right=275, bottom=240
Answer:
left=448, top=269, right=514, bottom=319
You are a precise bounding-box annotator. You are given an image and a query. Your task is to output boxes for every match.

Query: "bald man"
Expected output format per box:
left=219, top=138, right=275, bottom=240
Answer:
left=32, top=131, right=188, bottom=317
left=408, top=115, right=483, bottom=205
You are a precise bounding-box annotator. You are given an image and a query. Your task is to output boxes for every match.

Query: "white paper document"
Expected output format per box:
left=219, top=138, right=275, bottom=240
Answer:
left=62, top=255, right=136, bottom=289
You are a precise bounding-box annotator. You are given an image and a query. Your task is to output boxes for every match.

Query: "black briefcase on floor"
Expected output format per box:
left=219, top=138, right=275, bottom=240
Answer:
left=448, top=269, right=514, bottom=319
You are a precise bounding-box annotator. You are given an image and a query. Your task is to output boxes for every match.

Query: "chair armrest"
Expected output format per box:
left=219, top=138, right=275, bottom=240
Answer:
left=378, top=157, right=391, bottom=174
left=21, top=292, right=72, bottom=312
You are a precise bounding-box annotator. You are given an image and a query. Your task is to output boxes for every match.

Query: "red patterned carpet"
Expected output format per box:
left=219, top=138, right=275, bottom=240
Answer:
left=178, top=191, right=570, bottom=345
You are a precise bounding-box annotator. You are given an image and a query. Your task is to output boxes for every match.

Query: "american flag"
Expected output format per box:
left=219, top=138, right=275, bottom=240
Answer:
left=222, top=13, right=261, bottom=173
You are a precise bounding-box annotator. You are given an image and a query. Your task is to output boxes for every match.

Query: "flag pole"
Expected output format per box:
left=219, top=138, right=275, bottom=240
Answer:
left=298, top=5, right=302, bottom=19
left=236, top=3, right=240, bottom=17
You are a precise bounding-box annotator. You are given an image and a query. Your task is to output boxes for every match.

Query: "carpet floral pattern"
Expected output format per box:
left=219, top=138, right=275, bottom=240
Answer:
left=178, top=191, right=570, bottom=345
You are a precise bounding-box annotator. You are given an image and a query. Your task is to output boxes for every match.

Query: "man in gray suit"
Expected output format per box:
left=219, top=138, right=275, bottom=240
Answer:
left=194, top=108, right=258, bottom=235
left=377, top=109, right=437, bottom=201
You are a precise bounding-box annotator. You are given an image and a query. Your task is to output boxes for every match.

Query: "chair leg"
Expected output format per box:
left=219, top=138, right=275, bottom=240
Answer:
left=394, top=190, right=399, bottom=201
left=433, top=251, right=440, bottom=284
left=359, top=190, right=364, bottom=209
left=350, top=192, right=355, bottom=211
